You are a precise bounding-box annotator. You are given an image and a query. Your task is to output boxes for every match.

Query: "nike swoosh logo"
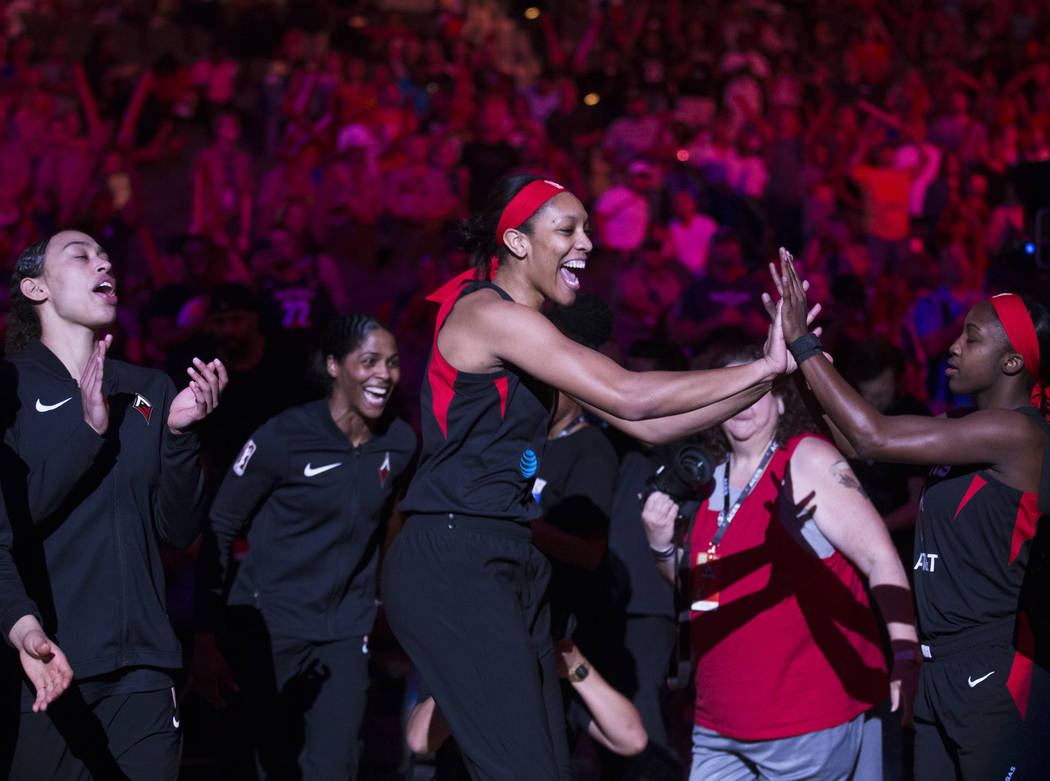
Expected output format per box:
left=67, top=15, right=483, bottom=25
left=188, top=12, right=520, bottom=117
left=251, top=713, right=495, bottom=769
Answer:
left=35, top=397, right=72, bottom=412
left=172, top=715, right=180, bottom=728
left=968, top=670, right=996, bottom=687
left=304, top=462, right=342, bottom=477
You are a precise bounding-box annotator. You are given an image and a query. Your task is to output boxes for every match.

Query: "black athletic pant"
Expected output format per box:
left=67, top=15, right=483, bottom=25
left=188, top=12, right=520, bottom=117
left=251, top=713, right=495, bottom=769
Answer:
left=914, top=639, right=1050, bottom=780
left=223, top=606, right=370, bottom=780
left=8, top=685, right=181, bottom=780
left=382, top=513, right=571, bottom=781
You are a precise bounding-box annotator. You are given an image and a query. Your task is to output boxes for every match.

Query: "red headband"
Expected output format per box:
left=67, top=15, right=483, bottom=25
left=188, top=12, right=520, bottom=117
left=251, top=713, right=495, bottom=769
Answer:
left=496, top=179, right=566, bottom=243
left=989, top=293, right=1039, bottom=380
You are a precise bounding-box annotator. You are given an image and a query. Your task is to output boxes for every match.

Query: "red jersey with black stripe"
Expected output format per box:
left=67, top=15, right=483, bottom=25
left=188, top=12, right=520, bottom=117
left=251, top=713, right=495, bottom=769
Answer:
left=400, top=280, right=552, bottom=523
left=913, top=406, right=1049, bottom=646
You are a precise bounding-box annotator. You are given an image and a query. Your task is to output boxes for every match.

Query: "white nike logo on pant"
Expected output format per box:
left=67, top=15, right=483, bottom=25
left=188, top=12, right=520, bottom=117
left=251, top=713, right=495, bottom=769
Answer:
left=967, top=670, right=995, bottom=687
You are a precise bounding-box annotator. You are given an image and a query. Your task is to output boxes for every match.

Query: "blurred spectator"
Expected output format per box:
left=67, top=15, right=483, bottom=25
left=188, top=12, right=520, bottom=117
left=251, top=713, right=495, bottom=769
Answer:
left=665, top=191, right=718, bottom=278
left=190, top=111, right=254, bottom=255
left=593, top=161, right=654, bottom=255
left=603, top=91, right=669, bottom=168
left=849, top=125, right=914, bottom=277
left=671, top=231, right=767, bottom=355
left=909, top=243, right=981, bottom=410
left=461, top=97, right=519, bottom=211
left=616, top=239, right=684, bottom=350
left=187, top=283, right=311, bottom=493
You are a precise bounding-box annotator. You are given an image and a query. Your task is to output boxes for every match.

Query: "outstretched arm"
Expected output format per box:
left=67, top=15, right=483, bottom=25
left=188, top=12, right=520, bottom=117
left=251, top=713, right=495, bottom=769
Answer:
left=555, top=638, right=648, bottom=756
left=481, top=296, right=781, bottom=420
left=454, top=292, right=798, bottom=443
left=771, top=250, right=1042, bottom=468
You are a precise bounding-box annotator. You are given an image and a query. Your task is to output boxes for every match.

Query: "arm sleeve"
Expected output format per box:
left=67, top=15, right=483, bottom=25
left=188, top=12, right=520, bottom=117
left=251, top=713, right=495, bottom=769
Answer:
left=6, top=422, right=106, bottom=524
left=0, top=496, right=40, bottom=644
left=153, top=376, right=207, bottom=548
left=194, top=425, right=280, bottom=631
left=0, top=358, right=107, bottom=524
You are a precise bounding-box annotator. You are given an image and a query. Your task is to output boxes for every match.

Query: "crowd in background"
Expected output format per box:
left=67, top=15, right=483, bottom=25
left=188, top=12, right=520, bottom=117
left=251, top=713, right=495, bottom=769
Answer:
left=2, top=0, right=1050, bottom=778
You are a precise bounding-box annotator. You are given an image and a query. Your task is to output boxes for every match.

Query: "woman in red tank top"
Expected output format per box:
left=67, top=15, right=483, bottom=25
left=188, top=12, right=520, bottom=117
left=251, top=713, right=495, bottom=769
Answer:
left=642, top=344, right=918, bottom=780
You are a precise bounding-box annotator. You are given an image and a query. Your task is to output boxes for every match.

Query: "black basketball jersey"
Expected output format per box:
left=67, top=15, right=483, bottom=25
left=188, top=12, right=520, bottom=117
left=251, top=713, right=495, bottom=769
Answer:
left=400, top=280, right=552, bottom=523
left=913, top=406, right=1049, bottom=644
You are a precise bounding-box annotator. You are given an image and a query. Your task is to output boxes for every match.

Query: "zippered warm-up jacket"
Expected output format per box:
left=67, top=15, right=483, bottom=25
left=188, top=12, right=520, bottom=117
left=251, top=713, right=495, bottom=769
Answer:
left=0, top=339, right=206, bottom=680
left=199, top=400, right=416, bottom=641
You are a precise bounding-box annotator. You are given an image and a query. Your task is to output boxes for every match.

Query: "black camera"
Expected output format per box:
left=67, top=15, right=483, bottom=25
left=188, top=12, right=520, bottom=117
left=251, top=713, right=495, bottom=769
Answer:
left=642, top=444, right=715, bottom=510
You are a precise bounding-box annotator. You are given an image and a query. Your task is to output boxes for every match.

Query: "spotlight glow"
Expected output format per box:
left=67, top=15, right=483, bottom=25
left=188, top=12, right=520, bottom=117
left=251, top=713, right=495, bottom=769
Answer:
left=584, top=92, right=600, bottom=106
left=524, top=7, right=540, bottom=20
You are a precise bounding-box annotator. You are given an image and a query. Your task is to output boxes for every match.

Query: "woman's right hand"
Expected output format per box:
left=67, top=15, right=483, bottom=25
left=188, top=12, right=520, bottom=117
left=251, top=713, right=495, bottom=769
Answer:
left=80, top=334, right=112, bottom=435
left=769, top=248, right=813, bottom=345
left=9, top=615, right=73, bottom=712
left=641, top=491, right=679, bottom=549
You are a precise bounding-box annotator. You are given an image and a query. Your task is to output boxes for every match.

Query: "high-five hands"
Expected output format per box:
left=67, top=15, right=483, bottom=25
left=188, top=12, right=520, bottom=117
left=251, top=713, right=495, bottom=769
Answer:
left=765, top=247, right=817, bottom=345
left=761, top=248, right=824, bottom=372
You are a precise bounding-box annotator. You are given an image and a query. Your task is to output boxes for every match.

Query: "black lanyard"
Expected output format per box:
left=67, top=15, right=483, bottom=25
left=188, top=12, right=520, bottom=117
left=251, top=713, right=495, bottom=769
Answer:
left=709, top=440, right=778, bottom=550
left=554, top=415, right=587, bottom=439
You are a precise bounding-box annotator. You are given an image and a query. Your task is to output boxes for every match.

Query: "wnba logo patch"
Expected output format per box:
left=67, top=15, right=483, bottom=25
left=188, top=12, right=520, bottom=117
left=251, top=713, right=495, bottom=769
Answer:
left=379, top=452, right=391, bottom=486
left=233, top=439, right=256, bottom=476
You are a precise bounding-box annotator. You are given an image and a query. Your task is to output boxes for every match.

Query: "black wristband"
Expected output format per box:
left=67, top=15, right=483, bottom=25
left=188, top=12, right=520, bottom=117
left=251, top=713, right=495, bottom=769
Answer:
left=788, top=333, right=823, bottom=365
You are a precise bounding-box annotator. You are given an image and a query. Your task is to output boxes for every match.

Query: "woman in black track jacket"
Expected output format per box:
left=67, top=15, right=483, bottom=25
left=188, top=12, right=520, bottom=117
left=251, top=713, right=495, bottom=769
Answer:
left=193, top=314, right=415, bottom=780
left=1, top=231, right=227, bottom=781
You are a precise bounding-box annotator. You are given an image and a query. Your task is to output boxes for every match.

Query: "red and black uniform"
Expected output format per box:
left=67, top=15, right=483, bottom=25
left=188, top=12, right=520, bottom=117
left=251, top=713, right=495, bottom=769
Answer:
left=382, top=280, right=571, bottom=781
left=912, top=406, right=1050, bottom=780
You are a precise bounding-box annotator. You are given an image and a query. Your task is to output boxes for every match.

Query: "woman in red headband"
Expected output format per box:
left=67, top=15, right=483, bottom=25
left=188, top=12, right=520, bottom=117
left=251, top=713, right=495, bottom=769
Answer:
left=382, top=174, right=808, bottom=780
left=773, top=250, right=1050, bottom=781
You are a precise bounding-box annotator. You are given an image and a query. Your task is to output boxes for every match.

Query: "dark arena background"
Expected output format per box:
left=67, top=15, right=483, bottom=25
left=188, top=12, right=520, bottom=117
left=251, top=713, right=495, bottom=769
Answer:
left=1, top=1, right=1049, bottom=779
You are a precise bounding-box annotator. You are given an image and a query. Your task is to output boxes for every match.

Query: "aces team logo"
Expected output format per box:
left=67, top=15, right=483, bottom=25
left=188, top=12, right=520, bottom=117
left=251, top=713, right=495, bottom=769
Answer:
left=379, top=452, right=391, bottom=486
left=131, top=393, right=153, bottom=424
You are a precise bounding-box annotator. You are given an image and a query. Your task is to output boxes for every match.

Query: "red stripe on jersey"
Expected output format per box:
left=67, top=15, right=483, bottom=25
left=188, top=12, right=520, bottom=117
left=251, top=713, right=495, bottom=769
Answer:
left=1007, top=611, right=1035, bottom=720
left=1009, top=492, right=1040, bottom=564
left=494, top=376, right=508, bottom=418
left=953, top=474, right=987, bottom=519
left=428, top=285, right=466, bottom=439
left=428, top=349, right=458, bottom=439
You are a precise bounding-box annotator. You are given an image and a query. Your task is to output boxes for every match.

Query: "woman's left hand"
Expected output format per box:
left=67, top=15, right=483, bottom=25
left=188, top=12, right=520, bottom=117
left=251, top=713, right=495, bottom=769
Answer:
left=168, top=357, right=228, bottom=433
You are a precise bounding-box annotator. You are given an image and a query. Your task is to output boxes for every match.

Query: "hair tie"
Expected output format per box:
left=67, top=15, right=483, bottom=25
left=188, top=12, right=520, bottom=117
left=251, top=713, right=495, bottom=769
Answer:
left=496, top=179, right=566, bottom=243
left=989, top=293, right=1040, bottom=380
